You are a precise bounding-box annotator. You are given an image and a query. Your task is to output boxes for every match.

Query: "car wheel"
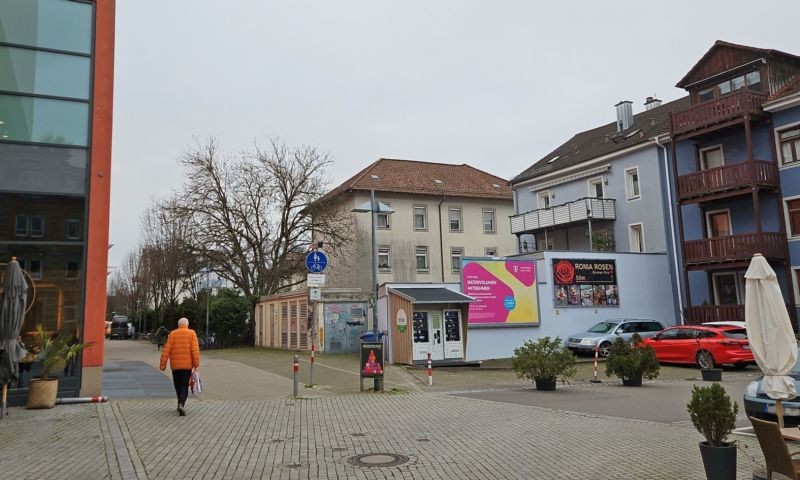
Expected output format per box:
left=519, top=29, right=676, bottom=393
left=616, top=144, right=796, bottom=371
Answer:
left=696, top=350, right=716, bottom=369
left=599, top=342, right=612, bottom=358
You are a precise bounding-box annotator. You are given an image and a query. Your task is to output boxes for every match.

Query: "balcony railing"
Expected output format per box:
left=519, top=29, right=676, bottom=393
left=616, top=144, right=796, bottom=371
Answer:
left=676, top=160, right=779, bottom=200
left=671, top=89, right=768, bottom=135
left=685, top=305, right=744, bottom=324
left=683, top=232, right=787, bottom=265
left=510, top=197, right=616, bottom=235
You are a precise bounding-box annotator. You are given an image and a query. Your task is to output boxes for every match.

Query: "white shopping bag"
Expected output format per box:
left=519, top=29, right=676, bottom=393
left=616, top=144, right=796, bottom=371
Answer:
left=190, top=371, right=203, bottom=395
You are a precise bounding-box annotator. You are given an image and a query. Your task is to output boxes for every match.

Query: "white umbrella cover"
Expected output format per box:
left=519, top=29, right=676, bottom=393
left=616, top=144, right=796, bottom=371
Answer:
left=745, top=254, right=797, bottom=404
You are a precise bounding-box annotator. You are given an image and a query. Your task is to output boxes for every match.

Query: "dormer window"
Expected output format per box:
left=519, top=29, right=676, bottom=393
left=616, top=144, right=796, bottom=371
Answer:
left=746, top=71, right=762, bottom=91
left=697, top=70, right=763, bottom=103
left=699, top=88, right=714, bottom=102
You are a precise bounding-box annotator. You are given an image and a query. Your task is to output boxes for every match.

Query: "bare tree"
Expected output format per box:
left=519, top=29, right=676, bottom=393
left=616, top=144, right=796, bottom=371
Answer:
left=163, top=137, right=353, bottom=339
left=107, top=250, right=150, bottom=326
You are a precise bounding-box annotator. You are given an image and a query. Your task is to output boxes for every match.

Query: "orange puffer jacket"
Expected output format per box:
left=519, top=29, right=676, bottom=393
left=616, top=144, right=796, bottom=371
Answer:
left=159, top=325, right=200, bottom=371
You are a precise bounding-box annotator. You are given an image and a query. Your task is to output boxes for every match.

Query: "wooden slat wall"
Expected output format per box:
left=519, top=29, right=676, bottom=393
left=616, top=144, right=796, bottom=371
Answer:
left=389, top=292, right=414, bottom=365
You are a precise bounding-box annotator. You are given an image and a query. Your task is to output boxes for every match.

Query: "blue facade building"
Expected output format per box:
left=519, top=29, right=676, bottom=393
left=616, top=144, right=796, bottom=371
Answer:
left=669, top=41, right=800, bottom=326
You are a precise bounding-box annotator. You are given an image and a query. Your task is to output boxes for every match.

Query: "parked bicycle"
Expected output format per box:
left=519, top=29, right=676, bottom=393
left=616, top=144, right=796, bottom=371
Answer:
left=198, top=332, right=218, bottom=350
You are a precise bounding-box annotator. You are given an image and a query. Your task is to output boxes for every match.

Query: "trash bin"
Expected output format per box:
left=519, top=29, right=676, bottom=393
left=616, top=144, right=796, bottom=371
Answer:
left=359, top=331, right=385, bottom=342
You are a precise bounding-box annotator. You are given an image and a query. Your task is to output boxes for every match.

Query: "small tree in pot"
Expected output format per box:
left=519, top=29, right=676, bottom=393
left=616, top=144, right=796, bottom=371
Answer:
left=687, top=383, right=738, bottom=480
left=27, top=325, right=91, bottom=409
left=605, top=334, right=659, bottom=386
left=512, top=336, right=576, bottom=391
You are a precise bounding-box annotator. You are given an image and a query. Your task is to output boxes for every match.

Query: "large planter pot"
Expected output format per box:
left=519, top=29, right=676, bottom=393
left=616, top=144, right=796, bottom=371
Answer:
left=622, top=374, right=643, bottom=387
left=698, top=442, right=736, bottom=480
left=26, top=378, right=58, bottom=409
left=534, top=377, right=557, bottom=391
left=701, top=368, right=723, bottom=382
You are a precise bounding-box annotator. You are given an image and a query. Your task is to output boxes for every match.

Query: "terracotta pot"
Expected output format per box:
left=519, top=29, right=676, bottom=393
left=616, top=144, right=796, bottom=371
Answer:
left=26, top=378, right=58, bottom=409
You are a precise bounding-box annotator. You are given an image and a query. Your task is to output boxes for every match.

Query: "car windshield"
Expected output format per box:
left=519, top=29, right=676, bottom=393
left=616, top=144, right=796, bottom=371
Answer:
left=587, top=322, right=619, bottom=334
left=721, top=328, right=747, bottom=339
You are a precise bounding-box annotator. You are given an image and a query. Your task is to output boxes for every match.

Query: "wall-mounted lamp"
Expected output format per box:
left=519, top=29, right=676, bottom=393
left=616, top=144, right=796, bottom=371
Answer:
left=603, top=177, right=609, bottom=185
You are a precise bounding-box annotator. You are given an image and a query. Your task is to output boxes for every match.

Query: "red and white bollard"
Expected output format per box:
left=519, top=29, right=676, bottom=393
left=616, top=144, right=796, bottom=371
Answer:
left=591, top=345, right=601, bottom=383
left=55, top=396, right=109, bottom=405
left=293, top=355, right=300, bottom=397
left=309, top=344, right=315, bottom=386
left=427, top=352, right=433, bottom=386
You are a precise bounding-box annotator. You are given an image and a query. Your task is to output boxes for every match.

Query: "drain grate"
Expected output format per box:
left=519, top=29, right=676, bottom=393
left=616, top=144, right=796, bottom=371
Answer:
left=347, top=453, right=409, bottom=468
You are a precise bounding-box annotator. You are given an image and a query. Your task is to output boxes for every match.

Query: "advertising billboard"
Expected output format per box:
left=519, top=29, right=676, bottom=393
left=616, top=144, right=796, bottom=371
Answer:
left=461, top=258, right=539, bottom=326
left=552, top=258, right=619, bottom=307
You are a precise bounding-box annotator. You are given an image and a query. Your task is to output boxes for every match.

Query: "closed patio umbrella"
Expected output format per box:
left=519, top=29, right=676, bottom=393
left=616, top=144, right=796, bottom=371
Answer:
left=745, top=253, right=797, bottom=428
left=0, top=258, right=29, bottom=419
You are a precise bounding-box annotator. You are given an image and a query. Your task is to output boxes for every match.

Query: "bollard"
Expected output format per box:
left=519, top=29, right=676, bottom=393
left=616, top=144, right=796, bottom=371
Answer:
left=309, top=344, right=315, bottom=386
left=591, top=345, right=601, bottom=383
left=293, top=355, right=299, bottom=398
left=427, top=352, right=433, bottom=386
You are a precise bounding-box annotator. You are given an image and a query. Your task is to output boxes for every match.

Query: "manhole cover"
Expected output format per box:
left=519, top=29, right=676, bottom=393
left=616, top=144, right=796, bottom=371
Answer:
left=347, top=453, right=409, bottom=468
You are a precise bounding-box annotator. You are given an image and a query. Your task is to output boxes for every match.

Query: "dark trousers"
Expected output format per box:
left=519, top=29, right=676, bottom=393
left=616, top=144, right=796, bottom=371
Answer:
left=172, top=369, right=191, bottom=406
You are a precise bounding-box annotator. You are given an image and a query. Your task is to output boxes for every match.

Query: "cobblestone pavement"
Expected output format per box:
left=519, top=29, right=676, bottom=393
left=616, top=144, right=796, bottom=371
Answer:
left=0, top=392, right=766, bottom=479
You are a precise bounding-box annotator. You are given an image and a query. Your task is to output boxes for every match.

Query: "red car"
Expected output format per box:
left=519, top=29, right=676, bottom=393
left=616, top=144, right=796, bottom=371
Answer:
left=642, top=325, right=753, bottom=369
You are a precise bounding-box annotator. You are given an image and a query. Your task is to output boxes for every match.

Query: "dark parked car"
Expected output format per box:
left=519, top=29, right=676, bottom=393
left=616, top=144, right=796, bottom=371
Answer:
left=745, top=347, right=800, bottom=426
left=109, top=316, right=131, bottom=339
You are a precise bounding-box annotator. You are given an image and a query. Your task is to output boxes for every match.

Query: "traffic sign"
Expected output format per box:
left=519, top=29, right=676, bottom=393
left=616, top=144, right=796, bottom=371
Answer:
left=309, top=287, right=321, bottom=301
left=307, top=273, right=326, bottom=287
left=305, top=250, right=328, bottom=273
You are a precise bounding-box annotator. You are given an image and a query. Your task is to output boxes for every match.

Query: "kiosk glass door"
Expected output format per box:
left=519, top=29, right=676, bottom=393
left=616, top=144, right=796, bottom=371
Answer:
left=443, top=310, right=463, bottom=359
left=412, top=311, right=445, bottom=361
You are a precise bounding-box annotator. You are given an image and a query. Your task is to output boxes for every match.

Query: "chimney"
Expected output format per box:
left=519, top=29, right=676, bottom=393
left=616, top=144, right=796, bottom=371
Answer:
left=644, top=96, right=662, bottom=111
left=615, top=100, right=633, bottom=132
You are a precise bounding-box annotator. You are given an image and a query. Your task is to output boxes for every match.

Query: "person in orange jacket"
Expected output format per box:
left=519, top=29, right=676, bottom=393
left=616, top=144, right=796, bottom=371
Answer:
left=159, top=317, right=200, bottom=416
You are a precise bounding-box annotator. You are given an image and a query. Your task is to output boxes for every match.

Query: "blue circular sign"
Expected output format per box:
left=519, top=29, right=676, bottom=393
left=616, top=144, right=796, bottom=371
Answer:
left=305, top=250, right=328, bottom=273
left=503, top=295, right=516, bottom=311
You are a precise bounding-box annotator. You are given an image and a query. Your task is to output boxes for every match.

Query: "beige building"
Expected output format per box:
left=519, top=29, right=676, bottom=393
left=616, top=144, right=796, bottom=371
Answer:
left=315, top=158, right=516, bottom=293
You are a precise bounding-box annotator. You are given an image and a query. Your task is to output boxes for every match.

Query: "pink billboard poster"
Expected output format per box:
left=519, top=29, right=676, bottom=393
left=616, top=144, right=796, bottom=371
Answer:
left=461, top=260, right=539, bottom=325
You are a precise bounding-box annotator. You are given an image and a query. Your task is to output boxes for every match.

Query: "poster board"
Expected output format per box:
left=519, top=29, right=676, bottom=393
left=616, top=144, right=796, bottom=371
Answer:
left=461, top=258, right=539, bottom=326
left=552, top=258, right=619, bottom=307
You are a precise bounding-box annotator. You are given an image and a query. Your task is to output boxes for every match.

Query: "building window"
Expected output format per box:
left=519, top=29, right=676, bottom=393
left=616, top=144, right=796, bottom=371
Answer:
left=450, top=247, right=464, bottom=272
left=788, top=199, right=800, bottom=237
left=588, top=178, right=604, bottom=198
left=625, top=167, right=640, bottom=200
left=66, top=219, right=81, bottom=240
left=0, top=94, right=89, bottom=146
left=482, top=209, right=496, bottom=233
left=793, top=268, right=800, bottom=304
left=413, top=206, right=427, bottom=231
left=700, top=146, right=724, bottom=170
left=21, top=258, right=43, bottom=280
left=415, top=246, right=429, bottom=272
left=30, top=215, right=44, bottom=237
left=377, top=202, right=390, bottom=229
left=746, top=71, right=762, bottom=91
left=779, top=128, right=800, bottom=166
left=449, top=207, right=462, bottom=232
left=629, top=224, right=644, bottom=253
left=15, top=215, right=29, bottom=236
left=66, top=260, right=80, bottom=279
left=484, top=247, right=498, bottom=257
left=537, top=191, right=551, bottom=209
left=378, top=246, right=391, bottom=271
left=698, top=88, right=714, bottom=102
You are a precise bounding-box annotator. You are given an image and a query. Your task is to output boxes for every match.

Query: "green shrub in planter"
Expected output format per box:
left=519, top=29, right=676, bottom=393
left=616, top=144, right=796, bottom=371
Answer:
left=512, top=336, right=576, bottom=389
left=605, top=334, right=659, bottom=385
left=687, top=382, right=738, bottom=447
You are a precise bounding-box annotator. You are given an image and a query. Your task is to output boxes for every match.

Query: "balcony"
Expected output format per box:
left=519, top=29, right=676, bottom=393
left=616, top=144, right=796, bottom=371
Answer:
left=676, top=160, right=779, bottom=201
left=671, top=89, right=768, bottom=136
left=683, top=232, right=787, bottom=266
left=510, top=197, right=615, bottom=235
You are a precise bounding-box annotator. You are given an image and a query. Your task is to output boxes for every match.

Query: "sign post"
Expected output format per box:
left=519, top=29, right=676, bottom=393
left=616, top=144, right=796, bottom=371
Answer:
left=359, top=341, right=384, bottom=392
left=306, top=247, right=328, bottom=388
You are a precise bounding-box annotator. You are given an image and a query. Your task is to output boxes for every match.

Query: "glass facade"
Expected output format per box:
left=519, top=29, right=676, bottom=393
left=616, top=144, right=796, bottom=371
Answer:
left=0, top=0, right=93, bottom=392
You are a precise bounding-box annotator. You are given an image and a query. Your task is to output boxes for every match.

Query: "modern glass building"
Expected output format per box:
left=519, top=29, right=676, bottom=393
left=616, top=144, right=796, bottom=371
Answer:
left=0, top=0, right=115, bottom=401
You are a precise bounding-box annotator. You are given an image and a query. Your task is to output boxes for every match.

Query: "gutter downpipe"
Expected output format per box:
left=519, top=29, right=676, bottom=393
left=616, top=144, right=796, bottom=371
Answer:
left=655, top=135, right=684, bottom=325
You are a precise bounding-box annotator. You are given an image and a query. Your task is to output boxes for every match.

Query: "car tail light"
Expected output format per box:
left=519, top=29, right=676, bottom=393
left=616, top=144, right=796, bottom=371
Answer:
left=719, top=340, right=739, bottom=346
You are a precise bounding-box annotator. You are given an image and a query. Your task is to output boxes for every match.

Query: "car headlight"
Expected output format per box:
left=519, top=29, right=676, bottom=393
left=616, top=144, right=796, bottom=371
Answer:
left=580, top=338, right=596, bottom=346
left=745, top=381, right=759, bottom=397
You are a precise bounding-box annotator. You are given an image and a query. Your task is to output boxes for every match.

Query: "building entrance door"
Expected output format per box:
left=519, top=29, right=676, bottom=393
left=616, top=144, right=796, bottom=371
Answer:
left=412, top=311, right=446, bottom=361
left=443, top=310, right=464, bottom=359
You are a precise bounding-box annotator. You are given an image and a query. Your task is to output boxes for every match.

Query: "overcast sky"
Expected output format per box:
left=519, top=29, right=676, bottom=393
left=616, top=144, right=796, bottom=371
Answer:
left=108, top=0, right=800, bottom=268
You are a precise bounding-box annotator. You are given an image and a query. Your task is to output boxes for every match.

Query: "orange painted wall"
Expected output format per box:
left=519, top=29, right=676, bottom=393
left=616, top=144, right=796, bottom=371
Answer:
left=83, top=0, right=116, bottom=368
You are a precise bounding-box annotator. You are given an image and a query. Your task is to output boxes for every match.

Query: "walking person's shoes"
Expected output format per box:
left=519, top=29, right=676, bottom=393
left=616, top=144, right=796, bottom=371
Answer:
left=178, top=404, right=186, bottom=416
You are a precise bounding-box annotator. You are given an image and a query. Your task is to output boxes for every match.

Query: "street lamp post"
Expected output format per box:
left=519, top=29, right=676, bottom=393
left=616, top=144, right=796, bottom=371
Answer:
left=352, top=178, right=394, bottom=391
left=205, top=265, right=210, bottom=338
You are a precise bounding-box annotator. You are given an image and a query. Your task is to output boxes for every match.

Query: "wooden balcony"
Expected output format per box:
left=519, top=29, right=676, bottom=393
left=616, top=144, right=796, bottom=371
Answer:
left=676, top=160, right=779, bottom=201
left=683, top=232, right=787, bottom=266
left=685, top=305, right=744, bottom=324
left=671, top=89, right=768, bottom=136
left=510, top=197, right=615, bottom=235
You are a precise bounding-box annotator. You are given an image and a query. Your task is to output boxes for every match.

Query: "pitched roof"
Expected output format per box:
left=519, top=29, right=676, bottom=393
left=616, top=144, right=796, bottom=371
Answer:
left=316, top=158, right=512, bottom=204
left=510, top=96, right=691, bottom=185
left=676, top=40, right=800, bottom=89
left=767, top=74, right=800, bottom=103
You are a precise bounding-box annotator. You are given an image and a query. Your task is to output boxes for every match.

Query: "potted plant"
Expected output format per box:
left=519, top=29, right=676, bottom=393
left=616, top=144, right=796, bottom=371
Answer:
left=605, top=334, right=659, bottom=386
left=687, top=382, right=738, bottom=480
left=512, top=336, right=576, bottom=391
left=26, top=325, right=90, bottom=409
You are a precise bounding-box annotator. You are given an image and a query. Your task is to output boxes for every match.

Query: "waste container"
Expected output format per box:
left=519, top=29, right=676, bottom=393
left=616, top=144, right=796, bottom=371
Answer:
left=359, top=331, right=385, bottom=342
